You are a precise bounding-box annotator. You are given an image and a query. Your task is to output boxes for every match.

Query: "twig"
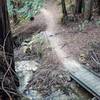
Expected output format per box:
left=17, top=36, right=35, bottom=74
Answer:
left=1, top=59, right=12, bottom=100
left=91, top=55, right=100, bottom=65
left=92, top=51, right=99, bottom=62
left=0, top=87, right=19, bottom=96
left=1, top=31, right=17, bottom=100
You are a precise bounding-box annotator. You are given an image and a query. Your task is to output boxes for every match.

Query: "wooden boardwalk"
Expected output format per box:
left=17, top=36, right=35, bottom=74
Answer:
left=70, top=67, right=100, bottom=99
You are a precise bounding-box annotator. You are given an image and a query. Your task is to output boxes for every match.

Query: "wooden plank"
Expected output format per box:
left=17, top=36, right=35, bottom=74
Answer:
left=71, top=67, right=100, bottom=98
left=73, top=73, right=100, bottom=89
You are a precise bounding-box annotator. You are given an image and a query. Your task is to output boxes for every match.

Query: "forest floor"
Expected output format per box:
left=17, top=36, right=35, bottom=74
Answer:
left=13, top=0, right=100, bottom=99
left=41, top=0, right=100, bottom=74
left=14, top=0, right=100, bottom=74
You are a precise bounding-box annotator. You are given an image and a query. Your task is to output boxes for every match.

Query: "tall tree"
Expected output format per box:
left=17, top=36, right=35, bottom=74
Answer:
left=61, top=0, right=68, bottom=23
left=97, top=0, right=100, bottom=15
left=75, top=0, right=84, bottom=14
left=84, top=0, right=93, bottom=20
left=0, top=0, right=19, bottom=99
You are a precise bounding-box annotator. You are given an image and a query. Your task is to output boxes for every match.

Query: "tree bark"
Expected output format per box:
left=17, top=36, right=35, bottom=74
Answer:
left=97, top=0, right=100, bottom=15
left=84, top=0, right=93, bottom=21
left=61, top=0, right=67, bottom=17
left=61, top=0, right=68, bottom=23
left=0, top=0, right=19, bottom=99
left=75, top=0, right=84, bottom=14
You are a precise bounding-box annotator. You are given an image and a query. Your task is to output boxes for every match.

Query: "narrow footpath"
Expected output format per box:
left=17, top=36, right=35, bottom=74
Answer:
left=41, top=1, right=100, bottom=99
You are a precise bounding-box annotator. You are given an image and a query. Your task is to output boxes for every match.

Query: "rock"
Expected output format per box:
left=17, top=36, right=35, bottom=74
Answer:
left=21, top=96, right=30, bottom=100
left=17, top=70, right=33, bottom=92
left=21, top=45, right=32, bottom=54
left=21, top=39, right=33, bottom=54
left=79, top=53, right=86, bottom=64
left=15, top=60, right=39, bottom=72
left=24, top=90, right=43, bottom=100
left=15, top=60, right=40, bottom=92
left=20, top=44, right=32, bottom=54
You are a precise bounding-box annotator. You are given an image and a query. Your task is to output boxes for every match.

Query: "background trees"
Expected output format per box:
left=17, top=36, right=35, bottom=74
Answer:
left=75, top=0, right=84, bottom=14
left=7, top=0, right=44, bottom=23
left=97, top=0, right=100, bottom=15
left=6, top=0, right=100, bottom=24
left=60, top=0, right=100, bottom=23
left=61, top=0, right=68, bottom=23
left=84, top=0, right=94, bottom=21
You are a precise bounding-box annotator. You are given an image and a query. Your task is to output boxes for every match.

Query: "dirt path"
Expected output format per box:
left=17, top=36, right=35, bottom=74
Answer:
left=14, top=0, right=99, bottom=99
left=39, top=1, right=100, bottom=99
left=40, top=2, right=99, bottom=91
left=37, top=3, right=92, bottom=99
left=41, top=0, right=100, bottom=64
left=40, top=0, right=80, bottom=61
left=41, top=2, right=83, bottom=72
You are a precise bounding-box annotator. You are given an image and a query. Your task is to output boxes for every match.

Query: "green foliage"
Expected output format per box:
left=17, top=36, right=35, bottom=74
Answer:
left=31, top=34, right=45, bottom=59
left=7, top=0, right=13, bottom=15
left=96, top=20, right=100, bottom=25
left=22, top=33, right=45, bottom=58
left=78, top=20, right=89, bottom=31
left=7, top=0, right=44, bottom=20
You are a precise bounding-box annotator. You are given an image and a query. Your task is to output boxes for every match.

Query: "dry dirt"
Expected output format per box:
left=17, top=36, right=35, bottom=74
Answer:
left=13, top=0, right=100, bottom=99
left=14, top=0, right=100, bottom=74
left=42, top=0, right=100, bottom=74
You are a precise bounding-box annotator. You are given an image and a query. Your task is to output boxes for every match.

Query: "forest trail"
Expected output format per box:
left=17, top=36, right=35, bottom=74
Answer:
left=14, top=0, right=100, bottom=99
left=40, top=1, right=83, bottom=72
left=38, top=0, right=100, bottom=75
left=40, top=0, right=100, bottom=62
left=40, top=2, right=100, bottom=99
left=41, top=0, right=61, bottom=33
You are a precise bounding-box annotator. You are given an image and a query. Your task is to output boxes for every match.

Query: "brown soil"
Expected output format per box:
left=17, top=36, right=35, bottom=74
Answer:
left=13, top=0, right=100, bottom=74
left=13, top=0, right=98, bottom=99
left=42, top=0, right=100, bottom=74
left=57, top=21, right=100, bottom=74
left=58, top=23, right=100, bottom=59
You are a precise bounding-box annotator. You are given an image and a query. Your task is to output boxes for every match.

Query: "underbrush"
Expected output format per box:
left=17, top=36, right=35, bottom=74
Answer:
left=83, top=41, right=100, bottom=76
left=14, top=32, right=84, bottom=99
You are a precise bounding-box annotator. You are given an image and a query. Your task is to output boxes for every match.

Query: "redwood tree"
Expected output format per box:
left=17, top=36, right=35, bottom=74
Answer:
left=75, top=0, right=84, bottom=14
left=97, top=0, right=100, bottom=15
left=61, top=0, right=68, bottom=23
left=84, top=0, right=93, bottom=20
left=0, top=0, right=19, bottom=99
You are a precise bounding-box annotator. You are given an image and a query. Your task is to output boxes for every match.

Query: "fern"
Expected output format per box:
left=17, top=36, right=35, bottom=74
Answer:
left=7, top=0, right=44, bottom=20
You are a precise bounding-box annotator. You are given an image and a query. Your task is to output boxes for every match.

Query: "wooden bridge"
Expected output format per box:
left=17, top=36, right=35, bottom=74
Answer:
left=70, top=66, right=100, bottom=99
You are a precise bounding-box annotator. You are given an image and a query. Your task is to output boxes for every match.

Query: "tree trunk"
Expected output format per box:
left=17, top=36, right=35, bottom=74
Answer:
left=61, top=0, right=67, bottom=17
left=0, top=0, right=19, bottom=99
left=97, top=0, right=100, bottom=15
left=84, top=0, right=93, bottom=21
left=75, top=0, right=83, bottom=14
left=61, top=0, right=68, bottom=23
